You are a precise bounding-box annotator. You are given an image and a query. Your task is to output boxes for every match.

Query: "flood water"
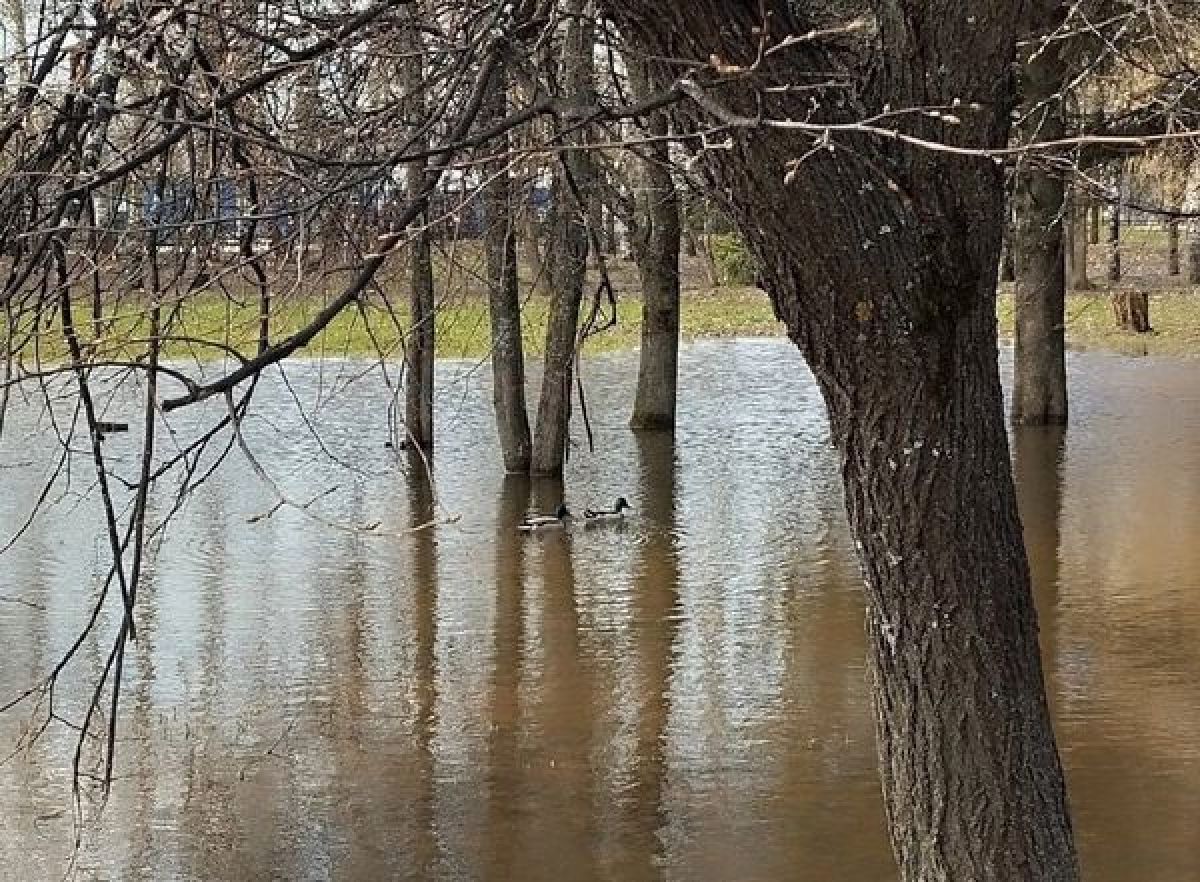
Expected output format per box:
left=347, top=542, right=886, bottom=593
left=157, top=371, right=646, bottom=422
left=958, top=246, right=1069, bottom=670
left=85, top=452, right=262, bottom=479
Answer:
left=0, top=339, right=1198, bottom=881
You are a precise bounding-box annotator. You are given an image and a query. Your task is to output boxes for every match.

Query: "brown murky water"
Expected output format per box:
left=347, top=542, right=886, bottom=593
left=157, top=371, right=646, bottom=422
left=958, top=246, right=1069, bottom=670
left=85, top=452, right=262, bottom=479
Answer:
left=1, top=340, right=1198, bottom=881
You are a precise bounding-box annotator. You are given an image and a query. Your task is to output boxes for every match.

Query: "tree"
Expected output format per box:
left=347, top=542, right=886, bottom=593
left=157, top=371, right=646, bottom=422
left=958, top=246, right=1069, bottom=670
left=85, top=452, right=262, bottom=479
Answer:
left=1012, top=0, right=1070, bottom=427
left=531, top=0, right=596, bottom=475
left=403, top=11, right=436, bottom=452
left=627, top=61, right=682, bottom=432
left=602, top=4, right=1080, bottom=880
left=1066, top=187, right=1092, bottom=291
left=484, top=60, right=533, bottom=472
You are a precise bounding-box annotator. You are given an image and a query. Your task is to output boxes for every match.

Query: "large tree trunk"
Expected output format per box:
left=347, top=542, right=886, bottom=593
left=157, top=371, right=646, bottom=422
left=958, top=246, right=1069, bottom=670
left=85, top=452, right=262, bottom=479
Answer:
left=531, top=0, right=593, bottom=475
left=629, top=64, right=682, bottom=431
left=483, top=63, right=532, bottom=473
left=1012, top=3, right=1068, bottom=426
left=403, top=21, right=435, bottom=451
left=604, top=4, right=1080, bottom=881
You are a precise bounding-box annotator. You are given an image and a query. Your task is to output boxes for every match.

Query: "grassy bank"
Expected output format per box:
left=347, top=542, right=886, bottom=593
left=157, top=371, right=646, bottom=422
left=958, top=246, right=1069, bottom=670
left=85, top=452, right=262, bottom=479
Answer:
left=13, top=273, right=1200, bottom=365
left=996, top=287, right=1200, bottom=357
left=4, top=283, right=783, bottom=365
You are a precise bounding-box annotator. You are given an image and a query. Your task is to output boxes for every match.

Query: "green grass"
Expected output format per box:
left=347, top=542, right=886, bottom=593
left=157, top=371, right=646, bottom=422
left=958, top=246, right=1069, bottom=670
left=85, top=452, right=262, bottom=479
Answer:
left=4, top=283, right=783, bottom=366
left=997, top=286, right=1200, bottom=356
left=14, top=269, right=1200, bottom=367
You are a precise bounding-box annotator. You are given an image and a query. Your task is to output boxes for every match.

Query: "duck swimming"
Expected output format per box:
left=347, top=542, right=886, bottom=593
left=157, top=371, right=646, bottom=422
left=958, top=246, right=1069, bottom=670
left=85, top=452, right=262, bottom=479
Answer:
left=518, top=503, right=572, bottom=532
left=583, top=496, right=631, bottom=522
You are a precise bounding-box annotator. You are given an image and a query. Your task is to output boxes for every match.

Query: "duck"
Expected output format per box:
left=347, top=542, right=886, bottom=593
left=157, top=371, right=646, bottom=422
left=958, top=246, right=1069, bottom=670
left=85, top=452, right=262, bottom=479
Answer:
left=518, top=503, right=572, bottom=532
left=583, top=496, right=632, bottom=523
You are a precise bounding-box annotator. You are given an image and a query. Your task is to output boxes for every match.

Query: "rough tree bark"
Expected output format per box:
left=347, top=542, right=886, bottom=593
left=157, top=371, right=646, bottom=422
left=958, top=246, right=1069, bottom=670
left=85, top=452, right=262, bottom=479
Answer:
left=604, top=4, right=1080, bottom=881
left=531, top=0, right=594, bottom=475
left=403, top=17, right=435, bottom=451
left=1012, top=0, right=1069, bottom=426
left=483, top=62, right=533, bottom=472
left=628, top=62, right=682, bottom=432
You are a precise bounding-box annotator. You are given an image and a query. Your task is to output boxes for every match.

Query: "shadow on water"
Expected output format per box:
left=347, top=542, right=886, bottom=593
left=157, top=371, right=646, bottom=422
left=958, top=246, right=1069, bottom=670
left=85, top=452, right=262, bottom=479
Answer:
left=1012, top=424, right=1067, bottom=679
left=407, top=450, right=441, bottom=880
left=621, top=431, right=682, bottom=881
left=1013, top=425, right=1067, bottom=597
left=483, top=474, right=531, bottom=882
left=534, top=473, right=602, bottom=881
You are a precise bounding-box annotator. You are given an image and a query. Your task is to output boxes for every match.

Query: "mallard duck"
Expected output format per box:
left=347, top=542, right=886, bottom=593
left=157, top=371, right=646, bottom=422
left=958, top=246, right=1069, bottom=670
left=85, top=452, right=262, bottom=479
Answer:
left=583, top=496, right=631, bottom=522
left=518, top=503, right=571, bottom=532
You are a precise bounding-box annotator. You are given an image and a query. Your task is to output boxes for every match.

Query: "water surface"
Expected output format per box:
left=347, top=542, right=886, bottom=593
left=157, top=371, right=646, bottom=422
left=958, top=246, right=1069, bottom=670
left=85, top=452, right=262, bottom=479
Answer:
left=1, top=340, right=1198, bottom=880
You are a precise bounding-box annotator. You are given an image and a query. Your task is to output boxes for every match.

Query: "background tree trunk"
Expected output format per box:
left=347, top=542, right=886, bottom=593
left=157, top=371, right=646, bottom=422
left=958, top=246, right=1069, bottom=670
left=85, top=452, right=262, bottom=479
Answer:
left=1069, top=191, right=1091, bottom=290
left=404, top=24, right=435, bottom=451
left=1000, top=230, right=1017, bottom=283
left=1189, top=222, right=1200, bottom=284
left=681, top=190, right=699, bottom=258
left=531, top=0, right=594, bottom=476
left=1167, top=219, right=1181, bottom=276
left=629, top=64, right=681, bottom=432
left=1089, top=201, right=1101, bottom=244
left=604, top=4, right=1080, bottom=880
left=1012, top=4, right=1069, bottom=427
left=1108, top=167, right=1124, bottom=283
left=1111, top=289, right=1151, bottom=332
left=1063, top=206, right=1075, bottom=292
left=484, top=63, right=532, bottom=473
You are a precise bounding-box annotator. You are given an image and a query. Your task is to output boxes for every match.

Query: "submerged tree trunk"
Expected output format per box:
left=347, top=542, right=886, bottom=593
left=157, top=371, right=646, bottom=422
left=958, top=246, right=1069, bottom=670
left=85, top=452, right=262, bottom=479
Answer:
left=405, top=182, right=436, bottom=450
left=531, top=0, right=593, bottom=476
left=629, top=65, right=681, bottom=431
left=403, top=22, right=434, bottom=451
left=1012, top=4, right=1069, bottom=427
left=605, top=4, right=1080, bottom=881
left=484, top=63, right=532, bottom=473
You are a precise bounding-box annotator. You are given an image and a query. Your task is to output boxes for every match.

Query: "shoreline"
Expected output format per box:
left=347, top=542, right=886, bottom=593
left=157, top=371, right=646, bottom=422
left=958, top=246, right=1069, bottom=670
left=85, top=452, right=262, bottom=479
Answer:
left=8, top=286, right=1200, bottom=366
